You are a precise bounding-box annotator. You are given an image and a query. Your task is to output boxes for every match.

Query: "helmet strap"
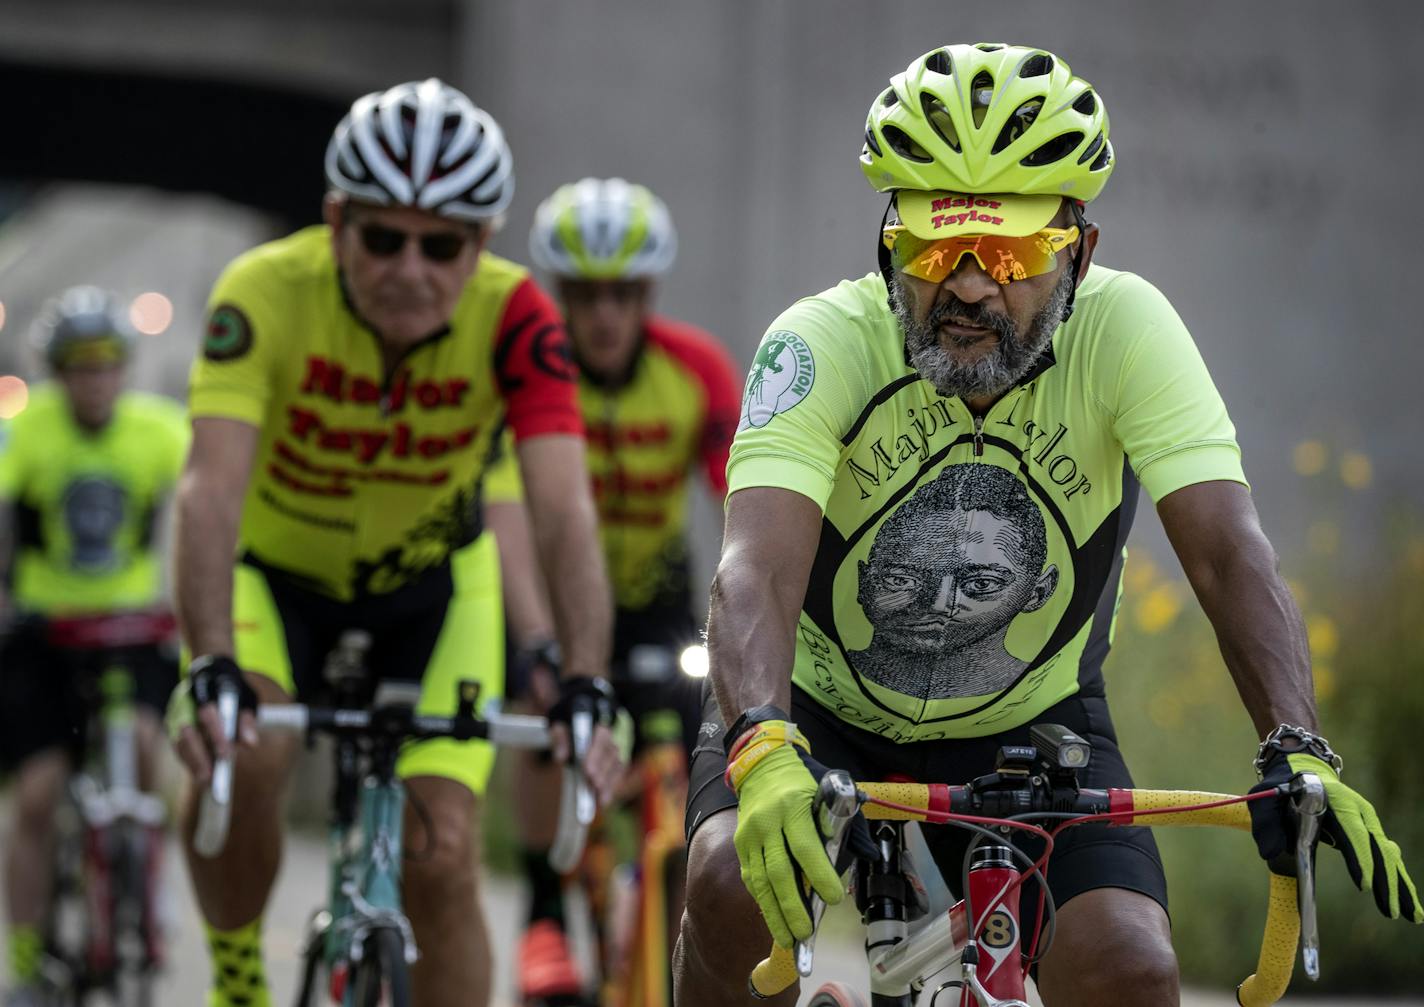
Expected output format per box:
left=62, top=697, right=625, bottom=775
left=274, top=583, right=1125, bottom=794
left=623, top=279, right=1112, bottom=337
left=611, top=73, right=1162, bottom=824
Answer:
left=877, top=195, right=898, bottom=307
left=1060, top=200, right=1089, bottom=324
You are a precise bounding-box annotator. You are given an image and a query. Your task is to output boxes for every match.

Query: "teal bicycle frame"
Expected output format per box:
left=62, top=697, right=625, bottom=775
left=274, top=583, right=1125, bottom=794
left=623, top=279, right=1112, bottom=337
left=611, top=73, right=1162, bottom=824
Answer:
left=312, top=750, right=417, bottom=998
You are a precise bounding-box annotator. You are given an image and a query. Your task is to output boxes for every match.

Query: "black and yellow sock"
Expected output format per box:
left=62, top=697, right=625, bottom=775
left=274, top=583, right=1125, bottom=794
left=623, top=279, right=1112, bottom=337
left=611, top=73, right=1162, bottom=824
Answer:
left=7, top=924, right=42, bottom=986
left=206, top=917, right=271, bottom=1007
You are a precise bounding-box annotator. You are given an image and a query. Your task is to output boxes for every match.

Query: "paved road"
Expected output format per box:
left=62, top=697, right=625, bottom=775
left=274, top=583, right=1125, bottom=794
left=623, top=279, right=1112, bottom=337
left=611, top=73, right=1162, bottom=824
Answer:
left=2, top=827, right=1417, bottom=1005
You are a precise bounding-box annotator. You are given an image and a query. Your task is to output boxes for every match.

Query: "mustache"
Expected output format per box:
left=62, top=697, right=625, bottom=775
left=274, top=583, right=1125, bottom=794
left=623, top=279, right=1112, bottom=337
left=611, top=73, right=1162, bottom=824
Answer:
left=925, top=295, right=1016, bottom=341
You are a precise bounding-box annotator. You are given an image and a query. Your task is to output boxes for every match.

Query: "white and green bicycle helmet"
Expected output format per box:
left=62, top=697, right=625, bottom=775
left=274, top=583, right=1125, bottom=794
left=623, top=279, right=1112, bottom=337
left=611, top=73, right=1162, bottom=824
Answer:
left=861, top=43, right=1112, bottom=201
left=529, top=178, right=677, bottom=280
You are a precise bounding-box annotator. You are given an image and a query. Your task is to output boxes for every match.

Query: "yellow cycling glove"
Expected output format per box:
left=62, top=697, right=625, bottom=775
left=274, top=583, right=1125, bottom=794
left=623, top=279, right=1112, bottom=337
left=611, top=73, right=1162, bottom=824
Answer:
left=1251, top=751, right=1421, bottom=923
left=727, top=723, right=844, bottom=948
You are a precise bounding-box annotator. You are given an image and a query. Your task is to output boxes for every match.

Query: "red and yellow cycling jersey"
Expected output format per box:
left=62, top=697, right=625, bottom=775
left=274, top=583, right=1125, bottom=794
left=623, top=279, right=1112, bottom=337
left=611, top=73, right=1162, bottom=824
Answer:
left=489, top=315, right=740, bottom=611
left=189, top=226, right=580, bottom=601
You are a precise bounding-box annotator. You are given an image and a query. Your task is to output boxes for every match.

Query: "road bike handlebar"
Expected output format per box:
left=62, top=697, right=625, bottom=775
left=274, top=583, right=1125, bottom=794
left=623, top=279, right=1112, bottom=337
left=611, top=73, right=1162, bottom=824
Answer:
left=749, top=774, right=1326, bottom=1006
left=193, top=684, right=591, bottom=869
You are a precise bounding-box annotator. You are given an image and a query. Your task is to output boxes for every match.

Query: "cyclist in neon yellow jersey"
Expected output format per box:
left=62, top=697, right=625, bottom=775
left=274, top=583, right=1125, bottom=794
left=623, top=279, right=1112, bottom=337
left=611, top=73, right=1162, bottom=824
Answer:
left=676, top=43, right=1420, bottom=1006
left=491, top=178, right=739, bottom=1003
left=163, top=79, right=622, bottom=1007
left=0, top=288, right=188, bottom=1007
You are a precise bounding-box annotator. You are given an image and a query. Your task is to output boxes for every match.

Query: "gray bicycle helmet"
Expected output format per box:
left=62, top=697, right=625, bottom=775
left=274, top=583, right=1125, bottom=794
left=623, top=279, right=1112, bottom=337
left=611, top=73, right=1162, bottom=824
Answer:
left=30, top=286, right=136, bottom=369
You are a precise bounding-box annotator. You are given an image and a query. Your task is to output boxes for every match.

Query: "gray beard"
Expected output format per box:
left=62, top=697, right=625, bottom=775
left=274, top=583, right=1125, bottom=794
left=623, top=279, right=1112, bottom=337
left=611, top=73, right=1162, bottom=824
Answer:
left=890, top=267, right=1074, bottom=400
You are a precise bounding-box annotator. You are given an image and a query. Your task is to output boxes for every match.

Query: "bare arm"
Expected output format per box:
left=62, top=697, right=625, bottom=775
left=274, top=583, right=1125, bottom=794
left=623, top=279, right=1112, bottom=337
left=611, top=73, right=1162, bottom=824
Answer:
left=515, top=433, right=610, bottom=680
left=484, top=498, right=556, bottom=648
left=173, top=418, right=259, bottom=658
left=708, top=487, right=823, bottom=725
left=1158, top=480, right=1315, bottom=736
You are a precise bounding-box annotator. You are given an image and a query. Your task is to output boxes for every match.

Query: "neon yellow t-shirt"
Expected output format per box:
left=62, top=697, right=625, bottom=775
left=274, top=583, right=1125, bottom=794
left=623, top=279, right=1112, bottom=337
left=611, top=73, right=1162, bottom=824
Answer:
left=0, top=384, right=189, bottom=614
left=728, top=265, right=1246, bottom=742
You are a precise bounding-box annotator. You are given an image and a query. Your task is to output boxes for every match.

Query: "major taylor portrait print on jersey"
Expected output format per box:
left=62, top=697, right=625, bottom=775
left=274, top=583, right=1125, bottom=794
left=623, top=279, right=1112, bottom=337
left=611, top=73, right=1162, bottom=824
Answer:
left=849, top=463, right=1059, bottom=699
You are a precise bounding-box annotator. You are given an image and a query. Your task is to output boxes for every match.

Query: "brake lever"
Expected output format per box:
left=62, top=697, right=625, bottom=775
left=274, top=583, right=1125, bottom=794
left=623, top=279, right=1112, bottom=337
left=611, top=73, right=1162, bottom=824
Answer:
left=569, top=705, right=597, bottom=827
left=1290, top=771, right=1326, bottom=981
left=794, top=769, right=860, bottom=977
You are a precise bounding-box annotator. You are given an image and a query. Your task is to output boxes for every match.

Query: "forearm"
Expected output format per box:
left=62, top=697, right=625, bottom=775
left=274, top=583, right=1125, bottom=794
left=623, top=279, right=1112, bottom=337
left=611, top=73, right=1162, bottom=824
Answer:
left=707, top=550, right=802, bottom=726
left=531, top=498, right=610, bottom=679
left=484, top=501, right=556, bottom=647
left=1189, top=531, right=1315, bottom=736
left=172, top=473, right=243, bottom=658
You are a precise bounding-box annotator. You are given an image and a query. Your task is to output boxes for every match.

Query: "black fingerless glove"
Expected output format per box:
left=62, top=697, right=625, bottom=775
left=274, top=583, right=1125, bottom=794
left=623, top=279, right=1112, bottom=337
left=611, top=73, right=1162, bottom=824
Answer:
left=188, top=654, right=257, bottom=714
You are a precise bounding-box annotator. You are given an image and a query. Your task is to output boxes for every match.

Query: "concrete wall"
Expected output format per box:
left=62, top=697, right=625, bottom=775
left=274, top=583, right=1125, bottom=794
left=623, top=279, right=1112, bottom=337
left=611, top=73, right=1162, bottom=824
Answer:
left=2, top=0, right=1418, bottom=572
left=463, top=0, right=1424, bottom=568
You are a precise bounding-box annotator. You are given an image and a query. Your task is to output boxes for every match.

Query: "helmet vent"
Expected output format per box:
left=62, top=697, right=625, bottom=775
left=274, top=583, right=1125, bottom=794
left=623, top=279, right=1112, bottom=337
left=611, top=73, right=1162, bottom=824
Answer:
left=920, top=93, right=961, bottom=152
left=1077, top=132, right=1105, bottom=165
left=1021, top=131, right=1084, bottom=167
left=990, top=97, right=1043, bottom=154
left=881, top=124, right=933, bottom=163
left=881, top=88, right=899, bottom=108
left=1088, top=141, right=1112, bottom=172
left=1072, top=90, right=1097, bottom=116
left=864, top=127, right=883, bottom=157
left=923, top=49, right=953, bottom=76
left=969, top=71, right=995, bottom=128
left=1018, top=53, right=1054, bottom=78
left=975, top=43, right=1004, bottom=52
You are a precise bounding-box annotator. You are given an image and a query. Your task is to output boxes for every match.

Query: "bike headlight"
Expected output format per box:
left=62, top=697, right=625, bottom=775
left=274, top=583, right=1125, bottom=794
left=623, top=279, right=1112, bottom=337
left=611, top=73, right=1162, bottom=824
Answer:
left=678, top=644, right=709, bottom=678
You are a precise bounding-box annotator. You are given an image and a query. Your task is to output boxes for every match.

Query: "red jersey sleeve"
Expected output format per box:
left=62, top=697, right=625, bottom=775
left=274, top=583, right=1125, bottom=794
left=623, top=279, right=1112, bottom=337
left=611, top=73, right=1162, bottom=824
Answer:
left=492, top=277, right=584, bottom=441
left=646, top=317, right=741, bottom=497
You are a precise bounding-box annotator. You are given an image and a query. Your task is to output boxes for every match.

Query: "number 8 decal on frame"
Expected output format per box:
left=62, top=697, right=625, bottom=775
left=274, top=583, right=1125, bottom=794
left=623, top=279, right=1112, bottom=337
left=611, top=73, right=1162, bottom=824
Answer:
left=966, top=844, right=1025, bottom=1004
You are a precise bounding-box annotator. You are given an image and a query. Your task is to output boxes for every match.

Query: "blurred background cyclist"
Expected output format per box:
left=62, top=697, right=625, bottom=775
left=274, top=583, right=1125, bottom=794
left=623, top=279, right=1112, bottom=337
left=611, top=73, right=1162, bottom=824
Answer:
left=489, top=177, right=740, bottom=1005
left=0, top=287, right=187, bottom=1007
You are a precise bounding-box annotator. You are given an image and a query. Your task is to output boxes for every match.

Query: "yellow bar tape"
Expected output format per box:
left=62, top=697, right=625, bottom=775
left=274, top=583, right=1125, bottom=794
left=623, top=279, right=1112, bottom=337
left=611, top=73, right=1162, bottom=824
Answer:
left=748, top=943, right=798, bottom=999
left=1237, top=873, right=1299, bottom=1006
left=1125, top=789, right=1252, bottom=830
left=860, top=781, right=933, bottom=820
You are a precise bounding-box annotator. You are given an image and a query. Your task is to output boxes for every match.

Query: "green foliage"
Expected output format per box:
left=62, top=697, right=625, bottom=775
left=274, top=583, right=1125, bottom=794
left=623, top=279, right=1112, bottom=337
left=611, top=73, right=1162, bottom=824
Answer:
left=1108, top=525, right=1424, bottom=993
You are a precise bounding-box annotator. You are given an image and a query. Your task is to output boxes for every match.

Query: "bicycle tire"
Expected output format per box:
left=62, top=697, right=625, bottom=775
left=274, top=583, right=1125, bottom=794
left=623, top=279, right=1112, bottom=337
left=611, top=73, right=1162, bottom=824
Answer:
left=111, top=825, right=156, bottom=1007
left=807, top=982, right=870, bottom=1007
left=350, top=927, right=411, bottom=1007
left=291, top=940, right=324, bottom=1007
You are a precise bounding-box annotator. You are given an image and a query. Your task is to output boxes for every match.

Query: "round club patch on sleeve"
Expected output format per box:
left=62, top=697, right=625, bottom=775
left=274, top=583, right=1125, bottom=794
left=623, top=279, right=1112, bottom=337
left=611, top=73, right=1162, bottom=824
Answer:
left=203, top=304, right=253, bottom=361
left=739, top=330, right=815, bottom=430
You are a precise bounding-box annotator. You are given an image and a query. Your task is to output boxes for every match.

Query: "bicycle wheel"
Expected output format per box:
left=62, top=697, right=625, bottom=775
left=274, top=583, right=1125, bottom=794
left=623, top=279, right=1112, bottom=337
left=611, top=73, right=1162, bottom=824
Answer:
left=110, top=826, right=156, bottom=1007
left=807, top=982, right=869, bottom=1007
left=350, top=928, right=411, bottom=1007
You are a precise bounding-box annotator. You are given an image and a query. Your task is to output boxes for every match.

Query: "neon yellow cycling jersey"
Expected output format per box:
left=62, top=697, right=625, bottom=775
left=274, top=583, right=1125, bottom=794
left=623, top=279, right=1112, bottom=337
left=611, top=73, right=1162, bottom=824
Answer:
left=486, top=315, right=740, bottom=612
left=189, top=226, right=581, bottom=601
left=728, top=264, right=1246, bottom=742
left=0, top=384, right=189, bottom=614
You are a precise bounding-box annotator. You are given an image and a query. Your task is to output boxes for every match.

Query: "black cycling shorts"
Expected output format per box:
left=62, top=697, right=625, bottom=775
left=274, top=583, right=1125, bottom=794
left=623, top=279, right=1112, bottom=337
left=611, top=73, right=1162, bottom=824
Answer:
left=0, top=629, right=177, bottom=771
left=685, top=684, right=1168, bottom=916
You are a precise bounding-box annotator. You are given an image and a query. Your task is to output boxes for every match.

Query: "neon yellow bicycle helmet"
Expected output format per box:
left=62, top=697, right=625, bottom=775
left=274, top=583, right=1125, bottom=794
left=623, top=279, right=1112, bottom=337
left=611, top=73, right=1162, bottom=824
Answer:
left=861, top=43, right=1112, bottom=200
left=529, top=178, right=677, bottom=280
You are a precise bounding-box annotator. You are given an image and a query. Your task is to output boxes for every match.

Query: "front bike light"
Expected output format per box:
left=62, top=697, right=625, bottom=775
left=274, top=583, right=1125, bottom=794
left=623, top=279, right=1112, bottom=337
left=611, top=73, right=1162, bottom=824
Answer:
left=1028, top=723, right=1092, bottom=770
left=678, top=644, right=709, bottom=678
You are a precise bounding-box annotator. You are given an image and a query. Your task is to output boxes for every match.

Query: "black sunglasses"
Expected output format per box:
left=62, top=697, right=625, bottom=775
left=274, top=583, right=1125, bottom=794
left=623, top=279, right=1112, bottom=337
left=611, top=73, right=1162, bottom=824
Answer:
left=559, top=280, right=647, bottom=307
left=356, top=222, right=471, bottom=263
